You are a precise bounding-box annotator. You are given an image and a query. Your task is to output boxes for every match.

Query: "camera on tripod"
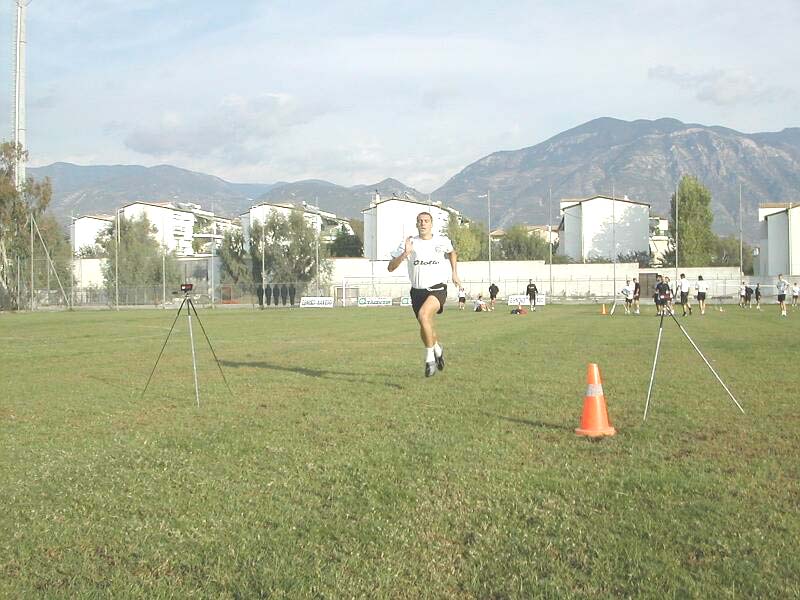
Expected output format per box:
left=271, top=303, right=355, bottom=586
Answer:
left=180, top=283, right=193, bottom=294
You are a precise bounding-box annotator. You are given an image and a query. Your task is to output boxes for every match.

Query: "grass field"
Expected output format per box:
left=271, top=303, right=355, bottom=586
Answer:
left=1, top=304, right=799, bottom=598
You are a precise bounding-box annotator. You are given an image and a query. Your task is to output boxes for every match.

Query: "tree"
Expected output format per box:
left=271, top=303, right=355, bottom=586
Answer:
left=96, top=214, right=181, bottom=294
left=496, top=225, right=550, bottom=260
left=192, top=215, right=213, bottom=253
left=0, top=142, right=55, bottom=308
left=218, top=229, right=252, bottom=284
left=249, top=211, right=331, bottom=284
left=446, top=214, right=486, bottom=260
left=670, top=175, right=715, bottom=266
left=328, top=226, right=363, bottom=257
left=711, top=235, right=754, bottom=274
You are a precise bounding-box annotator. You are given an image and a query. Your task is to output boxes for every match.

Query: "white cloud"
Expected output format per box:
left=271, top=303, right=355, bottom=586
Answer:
left=123, top=93, right=328, bottom=162
left=648, top=65, right=796, bottom=107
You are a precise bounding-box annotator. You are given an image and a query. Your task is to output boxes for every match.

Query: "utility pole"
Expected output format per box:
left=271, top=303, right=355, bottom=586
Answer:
left=548, top=187, right=553, bottom=298
left=739, top=183, right=744, bottom=280
left=487, top=190, right=492, bottom=285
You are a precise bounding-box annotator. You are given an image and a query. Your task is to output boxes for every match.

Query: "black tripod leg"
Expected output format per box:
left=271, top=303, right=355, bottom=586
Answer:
left=643, top=311, right=665, bottom=420
left=141, top=297, right=187, bottom=398
left=667, top=311, right=744, bottom=414
left=187, top=299, right=233, bottom=395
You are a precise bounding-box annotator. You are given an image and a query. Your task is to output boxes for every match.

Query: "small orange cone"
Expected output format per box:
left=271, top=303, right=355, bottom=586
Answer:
left=575, top=363, right=616, bottom=437
left=600, top=304, right=608, bottom=315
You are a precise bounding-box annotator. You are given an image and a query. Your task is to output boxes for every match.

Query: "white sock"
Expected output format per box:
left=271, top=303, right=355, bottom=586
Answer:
left=433, top=343, right=442, bottom=357
left=425, top=347, right=435, bottom=362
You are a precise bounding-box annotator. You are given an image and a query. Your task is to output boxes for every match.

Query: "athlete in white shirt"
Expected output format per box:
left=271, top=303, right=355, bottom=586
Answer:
left=388, top=211, right=462, bottom=377
left=792, top=283, right=799, bottom=308
left=695, top=275, right=709, bottom=315
left=776, top=274, right=789, bottom=317
left=679, top=273, right=693, bottom=316
left=619, top=280, right=634, bottom=314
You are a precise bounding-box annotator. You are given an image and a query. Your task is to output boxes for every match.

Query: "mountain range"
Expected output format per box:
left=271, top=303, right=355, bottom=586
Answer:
left=30, top=117, right=800, bottom=240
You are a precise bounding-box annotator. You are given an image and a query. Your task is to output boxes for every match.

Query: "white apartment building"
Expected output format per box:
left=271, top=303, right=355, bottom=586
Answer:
left=558, top=195, right=650, bottom=262
left=71, top=214, right=113, bottom=256
left=240, top=201, right=354, bottom=251
left=362, top=193, right=460, bottom=260
left=756, top=203, right=800, bottom=276
left=71, top=202, right=237, bottom=257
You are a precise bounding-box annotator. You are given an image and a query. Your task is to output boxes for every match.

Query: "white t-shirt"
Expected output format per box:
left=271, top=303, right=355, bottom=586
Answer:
left=792, top=286, right=800, bottom=297
left=680, top=279, right=691, bottom=293
left=392, top=235, right=454, bottom=289
left=696, top=280, right=709, bottom=294
left=740, top=285, right=746, bottom=297
left=776, top=279, right=789, bottom=294
left=620, top=285, right=634, bottom=300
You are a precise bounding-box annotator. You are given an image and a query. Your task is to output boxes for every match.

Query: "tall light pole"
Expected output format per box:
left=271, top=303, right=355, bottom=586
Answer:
left=13, top=1, right=31, bottom=190
left=739, top=183, right=744, bottom=280
left=261, top=217, right=266, bottom=309
left=611, top=184, right=616, bottom=300
left=479, top=191, right=492, bottom=284
left=115, top=208, right=120, bottom=310
left=548, top=187, right=553, bottom=298
left=674, top=178, right=680, bottom=284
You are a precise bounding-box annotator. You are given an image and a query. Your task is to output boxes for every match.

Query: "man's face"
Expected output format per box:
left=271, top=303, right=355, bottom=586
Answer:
left=416, top=214, right=432, bottom=236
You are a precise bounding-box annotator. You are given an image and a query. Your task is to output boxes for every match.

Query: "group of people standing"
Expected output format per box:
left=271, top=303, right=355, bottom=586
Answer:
left=640, top=273, right=794, bottom=317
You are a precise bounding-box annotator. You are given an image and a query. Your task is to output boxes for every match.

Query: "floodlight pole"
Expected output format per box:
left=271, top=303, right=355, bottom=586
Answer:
left=115, top=209, right=120, bottom=310
left=29, top=211, right=33, bottom=310
left=739, top=183, right=743, bottom=280
left=674, top=179, right=679, bottom=284
left=612, top=183, right=616, bottom=302
left=548, top=187, right=553, bottom=297
left=488, top=189, right=492, bottom=286
left=261, top=220, right=266, bottom=309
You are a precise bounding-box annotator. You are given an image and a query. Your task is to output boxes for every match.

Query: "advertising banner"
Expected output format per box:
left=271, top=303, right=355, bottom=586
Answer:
left=299, top=296, right=335, bottom=308
left=507, top=293, right=546, bottom=306
left=357, top=297, right=393, bottom=306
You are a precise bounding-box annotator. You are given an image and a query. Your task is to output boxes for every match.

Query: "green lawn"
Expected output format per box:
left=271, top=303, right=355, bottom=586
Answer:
left=1, top=305, right=799, bottom=598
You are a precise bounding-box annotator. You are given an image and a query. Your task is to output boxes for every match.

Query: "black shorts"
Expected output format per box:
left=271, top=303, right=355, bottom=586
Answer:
left=625, top=298, right=632, bottom=304
left=778, top=294, right=786, bottom=303
left=411, top=284, right=447, bottom=317
left=680, top=291, right=689, bottom=304
left=697, top=292, right=706, bottom=301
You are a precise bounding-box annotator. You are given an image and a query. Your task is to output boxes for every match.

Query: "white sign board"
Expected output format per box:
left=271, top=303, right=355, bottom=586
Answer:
left=507, top=293, right=546, bottom=306
left=400, top=296, right=412, bottom=306
left=299, top=296, right=334, bottom=308
left=358, top=296, right=393, bottom=307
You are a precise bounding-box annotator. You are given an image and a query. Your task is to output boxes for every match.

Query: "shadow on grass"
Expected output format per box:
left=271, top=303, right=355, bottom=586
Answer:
left=221, top=360, right=403, bottom=390
left=480, top=411, right=570, bottom=432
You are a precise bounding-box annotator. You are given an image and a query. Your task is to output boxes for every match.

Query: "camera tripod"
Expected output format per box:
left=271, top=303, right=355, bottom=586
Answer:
left=644, top=307, right=744, bottom=420
left=141, top=291, right=231, bottom=407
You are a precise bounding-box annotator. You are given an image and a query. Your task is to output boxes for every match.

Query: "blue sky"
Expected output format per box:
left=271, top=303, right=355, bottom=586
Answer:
left=1, top=0, right=798, bottom=192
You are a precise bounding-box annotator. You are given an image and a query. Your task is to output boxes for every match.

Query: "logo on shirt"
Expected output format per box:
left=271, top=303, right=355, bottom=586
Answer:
left=413, top=260, right=440, bottom=266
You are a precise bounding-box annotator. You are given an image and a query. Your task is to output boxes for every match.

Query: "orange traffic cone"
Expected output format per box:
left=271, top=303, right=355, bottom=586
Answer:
left=600, top=304, right=608, bottom=315
left=575, top=363, right=616, bottom=437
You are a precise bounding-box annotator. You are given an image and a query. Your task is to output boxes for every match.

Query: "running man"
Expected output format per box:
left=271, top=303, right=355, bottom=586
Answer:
left=525, top=279, right=539, bottom=311
left=620, top=279, right=634, bottom=314
left=776, top=274, right=789, bottom=317
left=755, top=283, right=762, bottom=310
left=388, top=212, right=461, bottom=377
left=739, top=281, right=747, bottom=308
left=488, top=283, right=499, bottom=311
left=632, top=277, right=641, bottom=314
left=679, top=273, right=693, bottom=316
left=457, top=287, right=467, bottom=311
left=695, top=275, right=709, bottom=315
left=664, top=276, right=675, bottom=313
